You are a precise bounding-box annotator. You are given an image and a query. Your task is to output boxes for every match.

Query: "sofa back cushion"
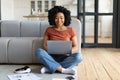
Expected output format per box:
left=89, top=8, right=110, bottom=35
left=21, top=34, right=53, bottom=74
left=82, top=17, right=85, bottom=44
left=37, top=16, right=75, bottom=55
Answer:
left=20, top=21, right=41, bottom=37
left=40, top=21, right=50, bottom=37
left=1, top=21, right=20, bottom=37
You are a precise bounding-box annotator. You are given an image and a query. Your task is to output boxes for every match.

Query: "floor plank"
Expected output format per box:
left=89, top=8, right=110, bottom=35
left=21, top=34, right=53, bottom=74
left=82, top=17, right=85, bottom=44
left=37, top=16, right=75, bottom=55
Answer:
left=88, top=49, right=111, bottom=80
left=78, top=48, right=120, bottom=80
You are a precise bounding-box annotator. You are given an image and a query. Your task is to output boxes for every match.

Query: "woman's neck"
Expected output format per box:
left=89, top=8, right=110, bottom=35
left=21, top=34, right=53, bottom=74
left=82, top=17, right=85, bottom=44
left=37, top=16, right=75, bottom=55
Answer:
left=54, top=26, right=67, bottom=31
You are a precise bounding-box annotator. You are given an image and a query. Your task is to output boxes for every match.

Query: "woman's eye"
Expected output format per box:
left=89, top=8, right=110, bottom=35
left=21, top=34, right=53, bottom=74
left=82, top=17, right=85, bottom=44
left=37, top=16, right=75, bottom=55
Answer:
left=55, top=17, right=64, bottom=20
left=61, top=17, right=65, bottom=19
left=55, top=18, right=58, bottom=19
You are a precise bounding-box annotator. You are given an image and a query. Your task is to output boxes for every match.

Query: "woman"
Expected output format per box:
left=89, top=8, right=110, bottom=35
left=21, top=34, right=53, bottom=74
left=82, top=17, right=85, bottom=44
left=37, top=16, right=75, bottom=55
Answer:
left=36, top=6, right=83, bottom=75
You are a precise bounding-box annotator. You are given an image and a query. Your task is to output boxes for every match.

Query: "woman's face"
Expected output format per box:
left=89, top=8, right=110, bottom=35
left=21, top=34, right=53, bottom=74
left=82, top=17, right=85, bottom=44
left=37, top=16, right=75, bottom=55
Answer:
left=55, top=12, right=65, bottom=27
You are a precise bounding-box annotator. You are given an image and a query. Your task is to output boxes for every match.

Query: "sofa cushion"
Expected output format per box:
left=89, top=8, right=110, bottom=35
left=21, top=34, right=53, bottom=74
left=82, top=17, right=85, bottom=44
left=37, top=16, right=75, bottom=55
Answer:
left=8, top=38, right=33, bottom=63
left=20, top=21, right=41, bottom=37
left=1, top=21, right=20, bottom=37
left=40, top=21, right=50, bottom=37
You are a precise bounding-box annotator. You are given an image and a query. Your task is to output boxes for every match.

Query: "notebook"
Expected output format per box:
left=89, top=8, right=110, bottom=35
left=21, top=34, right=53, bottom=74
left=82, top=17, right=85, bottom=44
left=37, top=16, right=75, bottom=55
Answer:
left=47, top=40, right=72, bottom=54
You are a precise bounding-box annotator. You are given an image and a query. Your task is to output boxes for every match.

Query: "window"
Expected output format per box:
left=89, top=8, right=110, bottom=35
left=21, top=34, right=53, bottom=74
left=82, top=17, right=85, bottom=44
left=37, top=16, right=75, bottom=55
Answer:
left=31, top=1, right=35, bottom=11
left=37, top=1, right=42, bottom=12
left=51, top=0, right=56, bottom=8
left=78, top=0, right=113, bottom=47
left=45, top=1, right=49, bottom=12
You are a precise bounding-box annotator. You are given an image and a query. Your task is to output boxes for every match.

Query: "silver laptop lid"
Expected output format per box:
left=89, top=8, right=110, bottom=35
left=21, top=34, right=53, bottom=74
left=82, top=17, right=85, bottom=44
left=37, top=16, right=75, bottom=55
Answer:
left=47, top=40, right=72, bottom=54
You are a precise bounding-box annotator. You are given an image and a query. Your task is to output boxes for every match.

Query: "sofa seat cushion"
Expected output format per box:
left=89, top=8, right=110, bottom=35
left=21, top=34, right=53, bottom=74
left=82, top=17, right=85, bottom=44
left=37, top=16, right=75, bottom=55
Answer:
left=0, top=37, right=43, bottom=63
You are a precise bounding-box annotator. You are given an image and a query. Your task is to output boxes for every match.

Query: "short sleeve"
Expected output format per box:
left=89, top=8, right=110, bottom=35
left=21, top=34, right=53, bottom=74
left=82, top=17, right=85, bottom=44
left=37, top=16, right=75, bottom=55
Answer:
left=44, top=27, right=50, bottom=36
left=71, top=28, right=76, bottom=37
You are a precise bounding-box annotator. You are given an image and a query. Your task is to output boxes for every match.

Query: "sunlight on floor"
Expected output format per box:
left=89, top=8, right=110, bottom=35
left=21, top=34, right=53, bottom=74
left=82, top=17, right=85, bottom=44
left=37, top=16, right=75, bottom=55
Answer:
left=83, top=36, right=112, bottom=43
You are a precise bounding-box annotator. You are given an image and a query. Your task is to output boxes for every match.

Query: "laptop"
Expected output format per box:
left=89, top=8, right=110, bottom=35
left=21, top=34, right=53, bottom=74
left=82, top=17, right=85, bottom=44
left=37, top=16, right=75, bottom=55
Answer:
left=47, top=40, right=72, bottom=54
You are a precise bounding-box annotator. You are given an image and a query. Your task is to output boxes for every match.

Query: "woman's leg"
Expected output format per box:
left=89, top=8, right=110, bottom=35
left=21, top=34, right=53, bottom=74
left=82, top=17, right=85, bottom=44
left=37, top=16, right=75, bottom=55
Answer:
left=36, top=48, right=77, bottom=74
left=35, top=48, right=60, bottom=73
left=60, top=52, right=83, bottom=68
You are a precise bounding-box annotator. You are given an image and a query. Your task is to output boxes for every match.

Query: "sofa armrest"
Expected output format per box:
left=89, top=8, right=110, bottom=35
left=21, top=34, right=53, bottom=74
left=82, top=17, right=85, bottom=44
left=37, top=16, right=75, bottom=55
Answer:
left=0, top=38, right=10, bottom=63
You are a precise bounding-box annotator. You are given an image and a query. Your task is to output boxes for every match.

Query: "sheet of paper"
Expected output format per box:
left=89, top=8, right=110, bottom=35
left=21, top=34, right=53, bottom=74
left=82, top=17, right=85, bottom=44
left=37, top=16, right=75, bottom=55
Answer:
left=7, top=73, right=41, bottom=80
left=52, top=78, right=67, bottom=80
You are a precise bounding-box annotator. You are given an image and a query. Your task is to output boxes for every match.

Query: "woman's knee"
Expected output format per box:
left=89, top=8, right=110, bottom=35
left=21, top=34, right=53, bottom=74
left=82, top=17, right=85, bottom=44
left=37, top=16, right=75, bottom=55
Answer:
left=74, top=52, right=83, bottom=63
left=35, top=48, right=44, bottom=57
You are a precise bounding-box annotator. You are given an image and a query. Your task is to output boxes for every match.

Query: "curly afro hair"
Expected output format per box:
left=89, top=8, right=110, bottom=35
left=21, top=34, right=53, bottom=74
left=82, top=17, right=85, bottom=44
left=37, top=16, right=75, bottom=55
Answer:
left=48, top=6, right=71, bottom=26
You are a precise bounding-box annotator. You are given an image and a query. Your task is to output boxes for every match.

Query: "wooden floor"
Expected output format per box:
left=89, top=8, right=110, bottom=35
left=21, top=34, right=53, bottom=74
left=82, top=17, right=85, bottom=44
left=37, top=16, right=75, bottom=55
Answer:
left=78, top=48, right=120, bottom=80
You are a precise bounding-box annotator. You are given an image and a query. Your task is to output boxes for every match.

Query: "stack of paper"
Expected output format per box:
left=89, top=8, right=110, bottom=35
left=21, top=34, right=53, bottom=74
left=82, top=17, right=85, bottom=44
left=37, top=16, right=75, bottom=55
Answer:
left=7, top=73, right=41, bottom=80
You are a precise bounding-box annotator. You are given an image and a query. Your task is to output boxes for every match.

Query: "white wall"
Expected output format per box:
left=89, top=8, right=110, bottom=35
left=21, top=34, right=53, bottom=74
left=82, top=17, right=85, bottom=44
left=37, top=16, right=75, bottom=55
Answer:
left=56, top=0, right=73, bottom=6
left=1, top=0, right=14, bottom=20
left=1, top=0, right=31, bottom=20
left=14, top=0, right=30, bottom=20
left=56, top=0, right=77, bottom=16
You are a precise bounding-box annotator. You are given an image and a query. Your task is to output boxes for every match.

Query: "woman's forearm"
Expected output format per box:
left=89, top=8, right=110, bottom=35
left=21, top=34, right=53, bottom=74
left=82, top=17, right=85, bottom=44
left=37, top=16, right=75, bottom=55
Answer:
left=72, top=46, right=78, bottom=53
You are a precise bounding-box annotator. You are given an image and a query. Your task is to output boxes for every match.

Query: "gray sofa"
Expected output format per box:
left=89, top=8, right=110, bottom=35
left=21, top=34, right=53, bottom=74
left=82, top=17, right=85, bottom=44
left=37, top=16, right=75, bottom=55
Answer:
left=0, top=18, right=81, bottom=64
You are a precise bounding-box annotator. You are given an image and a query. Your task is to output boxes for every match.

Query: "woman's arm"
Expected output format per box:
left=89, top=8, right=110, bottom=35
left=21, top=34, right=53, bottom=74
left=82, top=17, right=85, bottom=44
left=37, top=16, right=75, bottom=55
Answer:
left=42, top=35, right=48, bottom=51
left=71, top=36, right=78, bottom=53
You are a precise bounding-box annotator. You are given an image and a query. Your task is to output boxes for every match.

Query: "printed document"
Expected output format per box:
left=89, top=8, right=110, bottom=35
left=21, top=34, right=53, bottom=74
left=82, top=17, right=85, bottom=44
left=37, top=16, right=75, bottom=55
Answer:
left=7, top=73, right=41, bottom=80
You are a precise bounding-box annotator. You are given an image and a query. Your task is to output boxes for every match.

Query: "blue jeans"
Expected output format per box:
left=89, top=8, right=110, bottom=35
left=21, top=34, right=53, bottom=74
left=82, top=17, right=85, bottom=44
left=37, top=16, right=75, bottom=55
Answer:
left=35, top=48, right=83, bottom=73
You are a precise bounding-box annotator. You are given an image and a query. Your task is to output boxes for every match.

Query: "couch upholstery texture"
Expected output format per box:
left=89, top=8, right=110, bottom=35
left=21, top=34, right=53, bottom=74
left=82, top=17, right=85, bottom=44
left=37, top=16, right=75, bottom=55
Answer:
left=0, top=18, right=81, bottom=64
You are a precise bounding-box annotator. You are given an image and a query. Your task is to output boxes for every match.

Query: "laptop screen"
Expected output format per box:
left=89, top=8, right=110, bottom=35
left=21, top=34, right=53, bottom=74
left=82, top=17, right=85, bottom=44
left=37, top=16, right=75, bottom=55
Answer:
left=47, top=40, right=72, bottom=54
